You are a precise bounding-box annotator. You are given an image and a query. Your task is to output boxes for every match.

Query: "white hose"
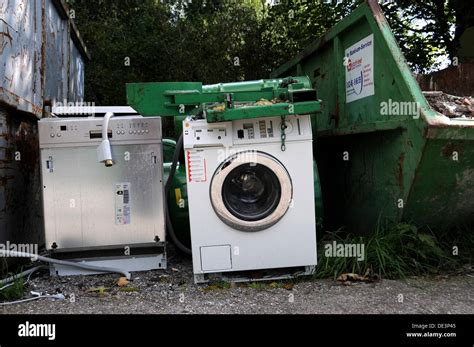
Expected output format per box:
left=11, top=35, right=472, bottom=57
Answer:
left=0, top=265, right=47, bottom=287
left=0, top=293, right=65, bottom=306
left=102, top=112, right=114, bottom=139
left=97, top=112, right=115, bottom=165
left=0, top=250, right=131, bottom=279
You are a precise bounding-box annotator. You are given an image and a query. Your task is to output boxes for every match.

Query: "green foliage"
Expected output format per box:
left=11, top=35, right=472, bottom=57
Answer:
left=314, top=223, right=467, bottom=280
left=204, top=280, right=232, bottom=290
left=381, top=0, right=455, bottom=73
left=66, top=0, right=469, bottom=109
left=248, top=281, right=267, bottom=290
left=0, top=277, right=25, bottom=302
left=1, top=264, right=30, bottom=302
left=261, top=0, right=363, bottom=69
left=68, top=0, right=271, bottom=107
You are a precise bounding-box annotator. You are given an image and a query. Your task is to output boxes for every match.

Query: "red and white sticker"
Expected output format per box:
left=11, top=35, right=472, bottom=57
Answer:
left=187, top=151, right=207, bottom=183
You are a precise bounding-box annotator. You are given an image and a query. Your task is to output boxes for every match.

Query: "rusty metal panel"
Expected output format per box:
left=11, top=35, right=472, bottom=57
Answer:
left=0, top=0, right=43, bottom=116
left=0, top=0, right=87, bottom=117
left=0, top=106, right=43, bottom=246
left=416, top=63, right=474, bottom=96
left=44, top=0, right=68, bottom=104
left=69, top=40, right=85, bottom=101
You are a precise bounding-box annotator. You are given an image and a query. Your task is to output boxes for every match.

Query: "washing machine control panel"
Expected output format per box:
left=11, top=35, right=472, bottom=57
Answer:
left=183, top=119, right=233, bottom=148
left=183, top=115, right=312, bottom=148
left=232, top=115, right=312, bottom=143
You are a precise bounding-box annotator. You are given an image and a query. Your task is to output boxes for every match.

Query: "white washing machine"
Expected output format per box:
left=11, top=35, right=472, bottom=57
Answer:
left=183, top=115, right=317, bottom=283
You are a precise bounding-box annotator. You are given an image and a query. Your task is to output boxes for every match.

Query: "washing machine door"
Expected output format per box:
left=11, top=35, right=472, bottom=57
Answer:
left=210, top=151, right=293, bottom=232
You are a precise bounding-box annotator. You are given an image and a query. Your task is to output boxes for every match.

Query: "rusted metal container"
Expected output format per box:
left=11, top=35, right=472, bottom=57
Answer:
left=416, top=62, right=474, bottom=97
left=0, top=0, right=89, bottom=248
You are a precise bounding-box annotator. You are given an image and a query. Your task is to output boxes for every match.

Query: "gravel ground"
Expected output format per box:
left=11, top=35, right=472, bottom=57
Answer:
left=1, top=250, right=473, bottom=314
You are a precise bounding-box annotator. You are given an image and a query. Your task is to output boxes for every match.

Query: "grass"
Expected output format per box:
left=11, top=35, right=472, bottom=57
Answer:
left=314, top=222, right=472, bottom=280
left=1, top=261, right=29, bottom=301
left=247, top=281, right=267, bottom=290
left=0, top=277, right=25, bottom=301
left=203, top=280, right=232, bottom=291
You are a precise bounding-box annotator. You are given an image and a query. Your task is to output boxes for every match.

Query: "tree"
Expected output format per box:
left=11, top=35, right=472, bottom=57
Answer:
left=381, top=0, right=455, bottom=72
left=66, top=0, right=472, bottom=108
left=382, top=0, right=473, bottom=71
left=260, top=0, right=362, bottom=69
left=67, top=0, right=269, bottom=105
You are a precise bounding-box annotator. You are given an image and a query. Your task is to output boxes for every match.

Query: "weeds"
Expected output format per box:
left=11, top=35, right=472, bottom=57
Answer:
left=203, top=281, right=232, bottom=291
left=1, top=263, right=30, bottom=301
left=0, top=277, right=25, bottom=301
left=314, top=222, right=471, bottom=280
left=247, top=282, right=266, bottom=290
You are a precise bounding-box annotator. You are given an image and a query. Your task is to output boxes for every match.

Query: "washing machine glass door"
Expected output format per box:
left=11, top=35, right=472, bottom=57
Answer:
left=210, top=151, right=293, bottom=232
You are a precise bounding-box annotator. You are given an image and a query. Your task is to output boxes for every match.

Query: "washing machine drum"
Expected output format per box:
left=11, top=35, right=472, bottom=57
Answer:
left=210, top=151, right=293, bottom=232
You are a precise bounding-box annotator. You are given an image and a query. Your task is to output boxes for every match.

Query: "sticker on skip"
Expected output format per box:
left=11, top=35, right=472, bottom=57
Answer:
left=345, top=34, right=374, bottom=103
left=115, top=183, right=131, bottom=225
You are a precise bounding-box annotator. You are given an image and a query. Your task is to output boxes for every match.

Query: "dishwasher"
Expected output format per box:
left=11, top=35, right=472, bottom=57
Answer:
left=38, top=114, right=166, bottom=276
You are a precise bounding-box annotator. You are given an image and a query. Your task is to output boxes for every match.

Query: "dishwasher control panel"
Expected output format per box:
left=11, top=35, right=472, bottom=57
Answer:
left=39, top=116, right=162, bottom=147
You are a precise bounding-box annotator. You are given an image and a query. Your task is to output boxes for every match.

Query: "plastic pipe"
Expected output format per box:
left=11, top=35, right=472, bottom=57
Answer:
left=0, top=250, right=131, bottom=279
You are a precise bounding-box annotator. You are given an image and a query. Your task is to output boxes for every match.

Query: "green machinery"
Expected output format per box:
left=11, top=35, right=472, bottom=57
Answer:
left=128, top=0, right=474, bottom=244
left=128, top=76, right=320, bottom=131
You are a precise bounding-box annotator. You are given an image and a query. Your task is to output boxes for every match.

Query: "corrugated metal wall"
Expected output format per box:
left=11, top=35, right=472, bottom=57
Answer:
left=0, top=0, right=43, bottom=115
left=0, top=0, right=88, bottom=247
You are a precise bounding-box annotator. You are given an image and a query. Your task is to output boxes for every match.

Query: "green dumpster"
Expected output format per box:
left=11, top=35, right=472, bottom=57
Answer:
left=271, top=0, right=474, bottom=233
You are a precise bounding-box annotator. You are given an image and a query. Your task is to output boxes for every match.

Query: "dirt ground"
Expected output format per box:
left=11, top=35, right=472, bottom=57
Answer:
left=1, top=249, right=473, bottom=314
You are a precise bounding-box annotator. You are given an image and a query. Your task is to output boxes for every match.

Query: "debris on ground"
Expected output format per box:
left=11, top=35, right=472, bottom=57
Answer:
left=86, top=286, right=108, bottom=296
left=423, top=91, right=474, bottom=118
left=337, top=273, right=367, bottom=284
left=337, top=268, right=379, bottom=285
left=116, top=277, right=129, bottom=287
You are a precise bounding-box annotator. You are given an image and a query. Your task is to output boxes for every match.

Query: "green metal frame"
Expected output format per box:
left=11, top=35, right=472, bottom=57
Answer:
left=207, top=101, right=321, bottom=122
left=126, top=76, right=321, bottom=123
